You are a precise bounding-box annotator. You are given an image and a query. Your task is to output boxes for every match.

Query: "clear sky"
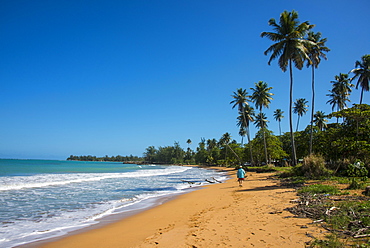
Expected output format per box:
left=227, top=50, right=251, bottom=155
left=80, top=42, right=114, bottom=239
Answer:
left=1, top=0, right=369, bottom=159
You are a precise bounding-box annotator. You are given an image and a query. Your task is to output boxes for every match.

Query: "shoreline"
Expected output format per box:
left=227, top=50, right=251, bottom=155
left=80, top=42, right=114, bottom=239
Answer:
left=17, top=165, right=227, bottom=248
left=22, top=167, right=325, bottom=247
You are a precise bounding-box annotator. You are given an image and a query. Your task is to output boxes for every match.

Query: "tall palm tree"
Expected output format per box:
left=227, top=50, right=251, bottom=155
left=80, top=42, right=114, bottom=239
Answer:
left=250, top=81, right=273, bottom=164
left=326, top=73, right=353, bottom=120
left=186, top=139, right=192, bottom=148
left=273, top=109, right=284, bottom=137
left=219, top=132, right=231, bottom=162
left=261, top=10, right=314, bottom=166
left=293, top=98, right=309, bottom=131
left=254, top=112, right=269, bottom=129
left=313, top=111, right=328, bottom=131
left=350, top=54, right=370, bottom=104
left=236, top=104, right=255, bottom=163
left=231, top=88, right=254, bottom=164
left=238, top=127, right=247, bottom=145
left=306, top=31, right=330, bottom=154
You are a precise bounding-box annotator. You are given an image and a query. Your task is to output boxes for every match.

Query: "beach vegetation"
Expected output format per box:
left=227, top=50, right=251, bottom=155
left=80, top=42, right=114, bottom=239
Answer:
left=298, top=184, right=339, bottom=195
left=350, top=54, right=370, bottom=104
left=306, top=31, right=330, bottom=155
left=250, top=81, right=274, bottom=164
left=261, top=10, right=314, bottom=166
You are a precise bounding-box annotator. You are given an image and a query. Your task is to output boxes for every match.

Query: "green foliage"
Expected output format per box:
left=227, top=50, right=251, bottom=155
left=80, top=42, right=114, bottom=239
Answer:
left=308, top=234, right=344, bottom=248
left=67, top=154, right=144, bottom=162
left=347, top=178, right=364, bottom=190
left=298, top=184, right=339, bottom=195
left=346, top=160, right=369, bottom=177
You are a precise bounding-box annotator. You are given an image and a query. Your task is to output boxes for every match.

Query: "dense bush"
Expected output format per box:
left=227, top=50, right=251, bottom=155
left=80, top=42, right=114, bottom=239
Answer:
left=346, top=160, right=368, bottom=177
left=300, top=154, right=332, bottom=179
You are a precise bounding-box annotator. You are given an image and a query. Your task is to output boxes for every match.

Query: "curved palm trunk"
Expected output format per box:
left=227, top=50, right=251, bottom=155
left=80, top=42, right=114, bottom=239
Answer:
left=309, top=66, right=315, bottom=154
left=289, top=60, right=297, bottom=166
left=360, top=87, right=364, bottom=104
left=296, top=116, right=300, bottom=132
left=262, top=126, right=268, bottom=164
left=242, top=110, right=254, bottom=165
left=260, top=110, right=268, bottom=164
left=246, top=126, right=254, bottom=165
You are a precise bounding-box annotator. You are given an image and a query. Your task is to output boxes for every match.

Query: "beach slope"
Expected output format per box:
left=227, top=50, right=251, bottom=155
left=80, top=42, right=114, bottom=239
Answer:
left=39, top=169, right=324, bottom=247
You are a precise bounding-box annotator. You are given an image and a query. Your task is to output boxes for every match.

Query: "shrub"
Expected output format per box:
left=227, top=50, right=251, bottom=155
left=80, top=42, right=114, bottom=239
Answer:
left=301, top=154, right=331, bottom=179
left=346, top=160, right=368, bottom=177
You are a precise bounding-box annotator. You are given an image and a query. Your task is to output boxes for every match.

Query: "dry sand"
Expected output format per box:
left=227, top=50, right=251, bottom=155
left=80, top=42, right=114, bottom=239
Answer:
left=34, top=168, right=325, bottom=248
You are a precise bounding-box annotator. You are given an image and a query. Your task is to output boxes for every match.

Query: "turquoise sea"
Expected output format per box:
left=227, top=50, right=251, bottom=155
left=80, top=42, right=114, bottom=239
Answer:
left=0, top=159, right=227, bottom=247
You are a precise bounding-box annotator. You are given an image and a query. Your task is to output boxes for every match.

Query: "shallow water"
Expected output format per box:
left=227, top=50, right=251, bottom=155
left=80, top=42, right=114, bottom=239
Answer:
left=0, top=159, right=227, bottom=247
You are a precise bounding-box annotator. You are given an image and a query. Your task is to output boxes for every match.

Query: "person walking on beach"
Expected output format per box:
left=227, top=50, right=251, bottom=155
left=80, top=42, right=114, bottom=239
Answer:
left=237, top=165, right=246, bottom=187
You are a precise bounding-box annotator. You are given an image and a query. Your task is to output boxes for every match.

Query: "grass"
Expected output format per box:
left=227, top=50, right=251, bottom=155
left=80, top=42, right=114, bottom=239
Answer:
left=298, top=184, right=340, bottom=195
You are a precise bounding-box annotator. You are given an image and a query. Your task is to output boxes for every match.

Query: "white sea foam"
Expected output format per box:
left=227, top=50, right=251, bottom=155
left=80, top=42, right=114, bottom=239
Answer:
left=0, top=166, right=190, bottom=191
left=0, top=163, right=227, bottom=248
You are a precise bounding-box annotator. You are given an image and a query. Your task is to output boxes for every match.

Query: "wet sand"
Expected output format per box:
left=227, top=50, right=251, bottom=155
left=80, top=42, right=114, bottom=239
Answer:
left=31, top=168, right=325, bottom=247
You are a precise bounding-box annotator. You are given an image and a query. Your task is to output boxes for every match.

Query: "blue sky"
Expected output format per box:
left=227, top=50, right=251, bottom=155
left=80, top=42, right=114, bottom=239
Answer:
left=1, top=0, right=369, bottom=159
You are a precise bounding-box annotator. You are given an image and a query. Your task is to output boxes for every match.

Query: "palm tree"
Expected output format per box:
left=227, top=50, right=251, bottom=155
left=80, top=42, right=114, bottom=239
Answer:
left=273, top=109, right=284, bottom=136
left=231, top=88, right=254, bottom=164
left=250, top=81, right=273, bottom=164
left=236, top=104, right=255, bottom=163
left=186, top=139, right=192, bottom=148
left=238, top=127, right=247, bottom=145
left=350, top=54, right=370, bottom=104
left=293, top=98, right=308, bottom=132
left=306, top=31, right=330, bottom=154
left=326, top=73, right=353, bottom=120
left=254, top=112, right=269, bottom=129
left=313, top=111, right=328, bottom=131
left=219, top=132, right=231, bottom=162
left=261, top=10, right=314, bottom=166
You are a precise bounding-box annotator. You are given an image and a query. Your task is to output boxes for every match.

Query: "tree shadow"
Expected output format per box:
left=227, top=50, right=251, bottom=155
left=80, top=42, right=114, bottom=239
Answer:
left=238, top=184, right=287, bottom=192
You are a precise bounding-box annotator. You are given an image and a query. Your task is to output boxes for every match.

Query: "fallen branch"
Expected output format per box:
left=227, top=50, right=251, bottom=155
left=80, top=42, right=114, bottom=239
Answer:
left=354, top=234, right=370, bottom=238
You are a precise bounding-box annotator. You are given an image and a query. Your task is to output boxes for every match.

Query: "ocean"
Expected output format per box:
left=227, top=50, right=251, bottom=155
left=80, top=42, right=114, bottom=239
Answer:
left=0, top=159, right=227, bottom=248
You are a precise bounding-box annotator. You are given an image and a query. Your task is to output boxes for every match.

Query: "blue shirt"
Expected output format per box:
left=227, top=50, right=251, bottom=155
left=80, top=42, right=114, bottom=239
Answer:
left=237, top=168, right=245, bottom=178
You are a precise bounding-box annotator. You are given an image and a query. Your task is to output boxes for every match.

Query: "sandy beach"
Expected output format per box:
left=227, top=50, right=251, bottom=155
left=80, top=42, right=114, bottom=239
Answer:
left=32, top=168, right=324, bottom=248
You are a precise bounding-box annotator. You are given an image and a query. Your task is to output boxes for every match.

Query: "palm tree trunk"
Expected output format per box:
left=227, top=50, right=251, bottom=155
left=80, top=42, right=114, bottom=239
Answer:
left=289, top=60, right=297, bottom=166
left=309, top=66, right=315, bottom=154
left=261, top=109, right=268, bottom=164
left=242, top=111, right=254, bottom=165
left=246, top=126, right=253, bottom=165
left=263, top=127, right=268, bottom=164
left=360, top=87, right=364, bottom=104
left=279, top=120, right=282, bottom=137
left=296, top=116, right=300, bottom=132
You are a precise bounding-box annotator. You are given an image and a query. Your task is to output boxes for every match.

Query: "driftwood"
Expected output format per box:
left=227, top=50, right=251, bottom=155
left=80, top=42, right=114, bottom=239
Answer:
left=181, top=180, right=201, bottom=186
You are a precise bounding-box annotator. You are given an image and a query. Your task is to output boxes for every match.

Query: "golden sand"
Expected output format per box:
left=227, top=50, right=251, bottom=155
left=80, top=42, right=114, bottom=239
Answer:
left=32, top=167, right=325, bottom=247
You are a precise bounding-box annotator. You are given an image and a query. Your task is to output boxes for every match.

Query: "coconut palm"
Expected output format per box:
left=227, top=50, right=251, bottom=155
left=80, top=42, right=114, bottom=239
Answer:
left=238, top=127, right=247, bottom=145
left=313, top=111, right=328, bottom=131
left=231, top=89, right=254, bottom=164
left=327, top=73, right=353, bottom=117
left=250, top=81, right=273, bottom=163
left=306, top=31, right=330, bottom=154
left=261, top=10, right=314, bottom=166
left=219, top=132, right=232, bottom=162
left=186, top=139, right=192, bottom=148
left=254, top=112, right=269, bottom=129
left=273, top=109, right=284, bottom=136
left=350, top=54, right=370, bottom=104
left=293, top=98, right=309, bottom=132
left=236, top=104, right=255, bottom=163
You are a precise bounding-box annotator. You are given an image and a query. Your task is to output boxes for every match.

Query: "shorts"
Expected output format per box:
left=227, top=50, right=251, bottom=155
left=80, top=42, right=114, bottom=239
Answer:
left=238, top=178, right=244, bottom=181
